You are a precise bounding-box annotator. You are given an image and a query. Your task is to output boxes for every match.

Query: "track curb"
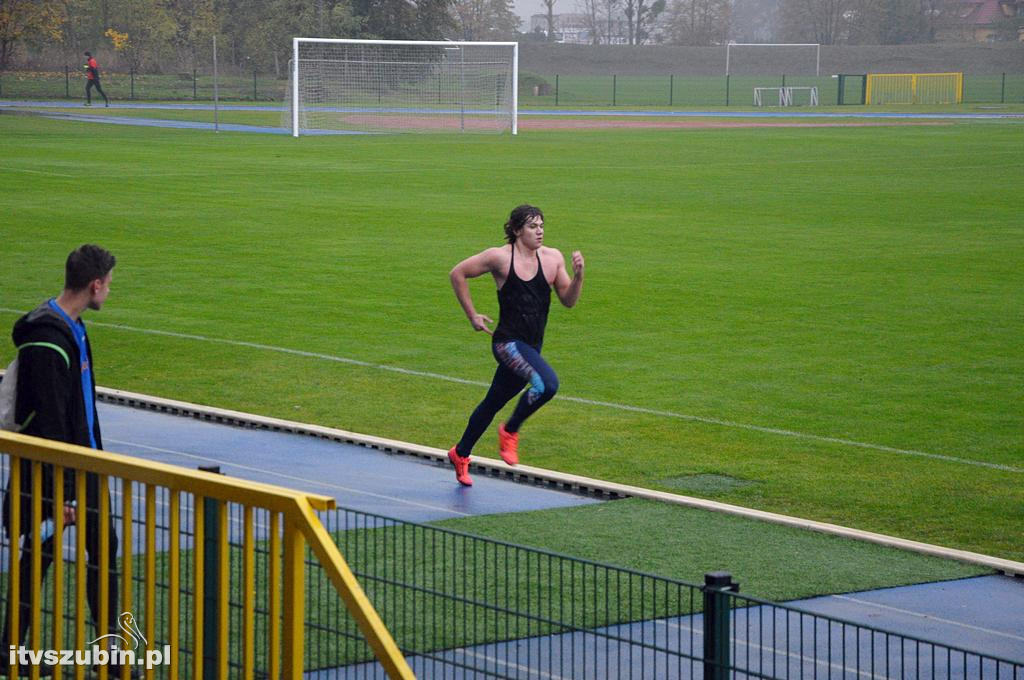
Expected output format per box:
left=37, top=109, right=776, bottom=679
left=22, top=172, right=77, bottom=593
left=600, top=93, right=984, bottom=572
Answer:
left=93, top=384, right=1024, bottom=578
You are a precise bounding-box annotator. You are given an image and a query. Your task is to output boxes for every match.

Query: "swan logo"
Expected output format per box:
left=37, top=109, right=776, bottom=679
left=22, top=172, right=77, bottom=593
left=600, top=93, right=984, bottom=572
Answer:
left=89, top=612, right=147, bottom=649
left=8, top=612, right=171, bottom=671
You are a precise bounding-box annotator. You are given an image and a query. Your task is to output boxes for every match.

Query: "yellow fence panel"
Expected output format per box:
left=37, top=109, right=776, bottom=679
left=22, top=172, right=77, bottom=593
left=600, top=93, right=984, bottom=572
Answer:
left=0, top=431, right=414, bottom=679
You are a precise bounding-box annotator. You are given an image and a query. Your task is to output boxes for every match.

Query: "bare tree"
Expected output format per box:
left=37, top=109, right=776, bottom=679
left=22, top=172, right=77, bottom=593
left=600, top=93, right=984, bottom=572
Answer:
left=451, top=0, right=519, bottom=39
left=577, top=0, right=601, bottom=43
left=602, top=0, right=622, bottom=42
left=665, top=0, right=729, bottom=44
left=777, top=0, right=852, bottom=44
left=624, top=0, right=665, bottom=43
left=542, top=0, right=557, bottom=39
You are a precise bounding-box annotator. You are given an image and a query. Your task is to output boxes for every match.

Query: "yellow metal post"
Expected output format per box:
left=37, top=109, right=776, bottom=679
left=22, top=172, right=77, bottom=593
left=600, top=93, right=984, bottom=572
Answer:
left=281, top=521, right=305, bottom=680
left=168, top=490, right=180, bottom=680
left=7, top=459, right=19, bottom=680
left=52, top=467, right=65, bottom=680
left=98, top=476, right=110, bottom=680
left=268, top=512, right=281, bottom=680
left=119, top=482, right=132, bottom=680
left=145, top=486, right=157, bottom=680
left=217, top=501, right=228, bottom=680
left=29, top=462, right=42, bottom=680
left=243, top=506, right=254, bottom=680
left=74, top=472, right=86, bottom=680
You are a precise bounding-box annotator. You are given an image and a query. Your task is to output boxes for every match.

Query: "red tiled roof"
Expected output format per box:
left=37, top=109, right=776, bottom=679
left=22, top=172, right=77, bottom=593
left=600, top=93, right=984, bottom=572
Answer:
left=969, top=0, right=1003, bottom=23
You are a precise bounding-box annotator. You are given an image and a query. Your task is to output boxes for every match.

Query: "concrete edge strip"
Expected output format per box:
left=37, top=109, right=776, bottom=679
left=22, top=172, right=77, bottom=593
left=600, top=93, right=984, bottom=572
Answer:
left=90, top=385, right=1024, bottom=578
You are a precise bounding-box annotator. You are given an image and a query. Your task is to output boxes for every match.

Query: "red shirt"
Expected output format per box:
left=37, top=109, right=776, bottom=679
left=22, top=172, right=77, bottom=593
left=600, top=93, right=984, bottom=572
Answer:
left=86, top=57, right=99, bottom=80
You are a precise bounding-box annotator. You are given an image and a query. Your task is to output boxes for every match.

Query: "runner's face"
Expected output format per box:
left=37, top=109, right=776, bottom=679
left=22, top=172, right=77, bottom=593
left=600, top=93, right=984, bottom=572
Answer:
left=517, top=215, right=544, bottom=250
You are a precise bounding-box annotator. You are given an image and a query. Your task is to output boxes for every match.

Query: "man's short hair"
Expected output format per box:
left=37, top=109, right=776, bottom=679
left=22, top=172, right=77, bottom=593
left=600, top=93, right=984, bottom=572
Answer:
left=65, top=244, right=116, bottom=291
left=84, top=51, right=91, bottom=57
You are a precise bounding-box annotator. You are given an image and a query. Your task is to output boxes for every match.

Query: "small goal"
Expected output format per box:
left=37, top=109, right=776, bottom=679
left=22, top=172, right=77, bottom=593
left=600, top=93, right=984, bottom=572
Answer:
left=286, top=38, right=519, bottom=136
left=865, top=72, right=963, bottom=105
left=753, top=86, right=819, bottom=107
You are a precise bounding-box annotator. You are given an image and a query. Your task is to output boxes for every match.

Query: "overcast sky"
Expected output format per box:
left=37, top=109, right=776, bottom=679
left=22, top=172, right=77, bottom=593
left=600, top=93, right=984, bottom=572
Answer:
left=513, top=0, right=547, bottom=24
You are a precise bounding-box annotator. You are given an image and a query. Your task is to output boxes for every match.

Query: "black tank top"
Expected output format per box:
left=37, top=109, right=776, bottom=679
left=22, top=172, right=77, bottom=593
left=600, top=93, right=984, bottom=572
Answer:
left=492, top=246, right=551, bottom=348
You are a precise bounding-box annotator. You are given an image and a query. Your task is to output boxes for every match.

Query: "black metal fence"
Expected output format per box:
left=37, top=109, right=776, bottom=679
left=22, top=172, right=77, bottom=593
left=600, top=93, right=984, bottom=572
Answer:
left=308, top=506, right=1024, bottom=679
left=2, top=68, right=1022, bottom=106
left=2, top=464, right=1021, bottom=678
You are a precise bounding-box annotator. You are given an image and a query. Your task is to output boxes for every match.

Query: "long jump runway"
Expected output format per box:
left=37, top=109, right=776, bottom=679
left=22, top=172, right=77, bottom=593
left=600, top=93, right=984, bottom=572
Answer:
left=95, top=402, right=1024, bottom=676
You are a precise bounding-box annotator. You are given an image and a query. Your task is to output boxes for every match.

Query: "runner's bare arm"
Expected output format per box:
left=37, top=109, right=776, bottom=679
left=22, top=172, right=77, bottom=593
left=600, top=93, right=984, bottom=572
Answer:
left=450, top=248, right=503, bottom=334
left=553, top=249, right=584, bottom=308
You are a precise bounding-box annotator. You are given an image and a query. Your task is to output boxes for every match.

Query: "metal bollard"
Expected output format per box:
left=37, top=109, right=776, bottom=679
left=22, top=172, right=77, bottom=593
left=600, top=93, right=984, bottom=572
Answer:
left=199, top=465, right=223, bottom=680
left=703, top=571, right=739, bottom=680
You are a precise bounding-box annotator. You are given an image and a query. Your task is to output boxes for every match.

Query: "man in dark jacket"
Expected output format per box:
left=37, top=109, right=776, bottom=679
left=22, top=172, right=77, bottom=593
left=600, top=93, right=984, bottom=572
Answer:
left=2, top=245, right=119, bottom=674
left=83, top=51, right=109, bottom=107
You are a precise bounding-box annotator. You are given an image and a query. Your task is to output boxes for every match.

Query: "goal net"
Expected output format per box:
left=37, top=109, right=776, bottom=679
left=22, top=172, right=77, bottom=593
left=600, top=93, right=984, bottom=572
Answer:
left=286, top=39, right=518, bottom=136
left=865, top=72, right=963, bottom=105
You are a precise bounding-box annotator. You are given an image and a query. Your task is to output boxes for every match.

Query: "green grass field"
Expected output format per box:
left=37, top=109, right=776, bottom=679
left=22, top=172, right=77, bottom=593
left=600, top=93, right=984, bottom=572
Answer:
left=1, top=113, right=1021, bottom=582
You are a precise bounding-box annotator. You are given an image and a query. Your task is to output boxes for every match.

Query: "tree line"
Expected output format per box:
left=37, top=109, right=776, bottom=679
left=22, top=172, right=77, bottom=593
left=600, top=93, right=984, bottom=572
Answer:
left=0, top=0, right=520, bottom=73
left=1, top=0, right=1001, bottom=74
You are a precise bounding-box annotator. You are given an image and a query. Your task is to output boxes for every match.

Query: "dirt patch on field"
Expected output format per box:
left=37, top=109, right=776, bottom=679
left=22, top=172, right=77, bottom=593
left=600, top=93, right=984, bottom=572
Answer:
left=520, top=117, right=950, bottom=130
left=336, top=113, right=949, bottom=132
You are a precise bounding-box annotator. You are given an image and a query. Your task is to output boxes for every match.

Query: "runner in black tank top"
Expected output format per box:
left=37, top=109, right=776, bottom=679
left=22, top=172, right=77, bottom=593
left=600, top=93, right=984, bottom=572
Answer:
left=492, top=246, right=551, bottom=349
left=446, top=205, right=586, bottom=486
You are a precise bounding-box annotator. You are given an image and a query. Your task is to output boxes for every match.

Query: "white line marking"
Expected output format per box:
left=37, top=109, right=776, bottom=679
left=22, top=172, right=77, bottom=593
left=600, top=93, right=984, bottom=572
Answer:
left=0, top=165, right=78, bottom=178
left=660, top=619, right=889, bottom=679
left=832, top=595, right=1024, bottom=643
left=2, top=308, right=1016, bottom=473
left=105, top=437, right=472, bottom=517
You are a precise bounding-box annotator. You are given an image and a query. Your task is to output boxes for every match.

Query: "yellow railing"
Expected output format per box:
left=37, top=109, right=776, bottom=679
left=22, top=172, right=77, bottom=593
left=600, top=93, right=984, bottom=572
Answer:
left=0, top=430, right=415, bottom=679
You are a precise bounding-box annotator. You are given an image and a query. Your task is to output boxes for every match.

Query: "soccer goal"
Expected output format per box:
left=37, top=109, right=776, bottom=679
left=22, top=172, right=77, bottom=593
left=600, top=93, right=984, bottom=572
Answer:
left=286, top=38, right=518, bottom=136
left=865, top=72, right=963, bottom=105
left=753, top=86, right=819, bottom=107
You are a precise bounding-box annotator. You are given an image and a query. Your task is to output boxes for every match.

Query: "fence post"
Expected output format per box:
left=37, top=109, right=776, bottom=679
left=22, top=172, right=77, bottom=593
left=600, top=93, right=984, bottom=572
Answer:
left=199, top=466, right=222, bottom=680
left=194, top=68, right=198, bottom=100
left=282, top=518, right=306, bottom=679
left=254, top=70, right=258, bottom=100
left=66, top=64, right=70, bottom=98
left=612, top=74, right=617, bottom=106
left=130, top=69, right=135, bottom=100
left=782, top=73, right=786, bottom=88
left=1001, top=72, right=1006, bottom=104
left=725, top=74, right=730, bottom=106
left=703, top=571, right=738, bottom=680
left=669, top=74, right=673, bottom=106
left=555, top=74, right=559, bottom=106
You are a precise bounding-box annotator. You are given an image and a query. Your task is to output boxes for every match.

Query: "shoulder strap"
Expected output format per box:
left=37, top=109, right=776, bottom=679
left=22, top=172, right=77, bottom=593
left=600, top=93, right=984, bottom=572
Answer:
left=17, top=342, right=71, bottom=370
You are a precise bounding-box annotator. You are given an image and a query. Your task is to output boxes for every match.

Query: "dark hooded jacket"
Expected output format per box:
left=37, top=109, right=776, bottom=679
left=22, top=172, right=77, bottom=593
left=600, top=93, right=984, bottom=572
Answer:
left=3, top=301, right=102, bottom=535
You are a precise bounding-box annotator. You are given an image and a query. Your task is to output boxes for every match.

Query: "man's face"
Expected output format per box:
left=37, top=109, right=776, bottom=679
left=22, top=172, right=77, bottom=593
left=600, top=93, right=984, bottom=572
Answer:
left=88, top=271, right=112, bottom=311
left=516, top=215, right=544, bottom=250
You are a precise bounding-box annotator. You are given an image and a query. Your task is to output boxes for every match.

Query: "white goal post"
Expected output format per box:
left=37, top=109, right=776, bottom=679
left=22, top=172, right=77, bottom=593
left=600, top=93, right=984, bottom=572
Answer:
left=726, top=43, right=821, bottom=77
left=288, top=38, right=518, bottom=136
left=754, top=86, right=819, bottom=107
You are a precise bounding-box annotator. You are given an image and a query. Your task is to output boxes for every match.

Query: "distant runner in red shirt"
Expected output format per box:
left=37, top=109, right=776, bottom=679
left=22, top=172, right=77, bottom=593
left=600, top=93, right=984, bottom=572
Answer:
left=83, top=51, right=109, bottom=107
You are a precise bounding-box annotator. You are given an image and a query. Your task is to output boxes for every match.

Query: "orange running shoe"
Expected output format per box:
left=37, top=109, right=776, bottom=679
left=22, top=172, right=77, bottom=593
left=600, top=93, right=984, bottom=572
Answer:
left=498, top=423, right=519, bottom=466
left=448, top=446, right=473, bottom=486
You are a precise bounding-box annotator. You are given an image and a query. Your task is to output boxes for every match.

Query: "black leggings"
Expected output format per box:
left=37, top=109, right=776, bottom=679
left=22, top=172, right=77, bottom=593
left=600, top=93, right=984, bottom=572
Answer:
left=455, top=340, right=559, bottom=456
left=86, top=79, right=109, bottom=104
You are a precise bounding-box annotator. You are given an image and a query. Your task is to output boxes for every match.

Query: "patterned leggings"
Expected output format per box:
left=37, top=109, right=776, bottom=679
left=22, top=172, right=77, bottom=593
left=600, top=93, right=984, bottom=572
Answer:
left=454, top=340, right=559, bottom=457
